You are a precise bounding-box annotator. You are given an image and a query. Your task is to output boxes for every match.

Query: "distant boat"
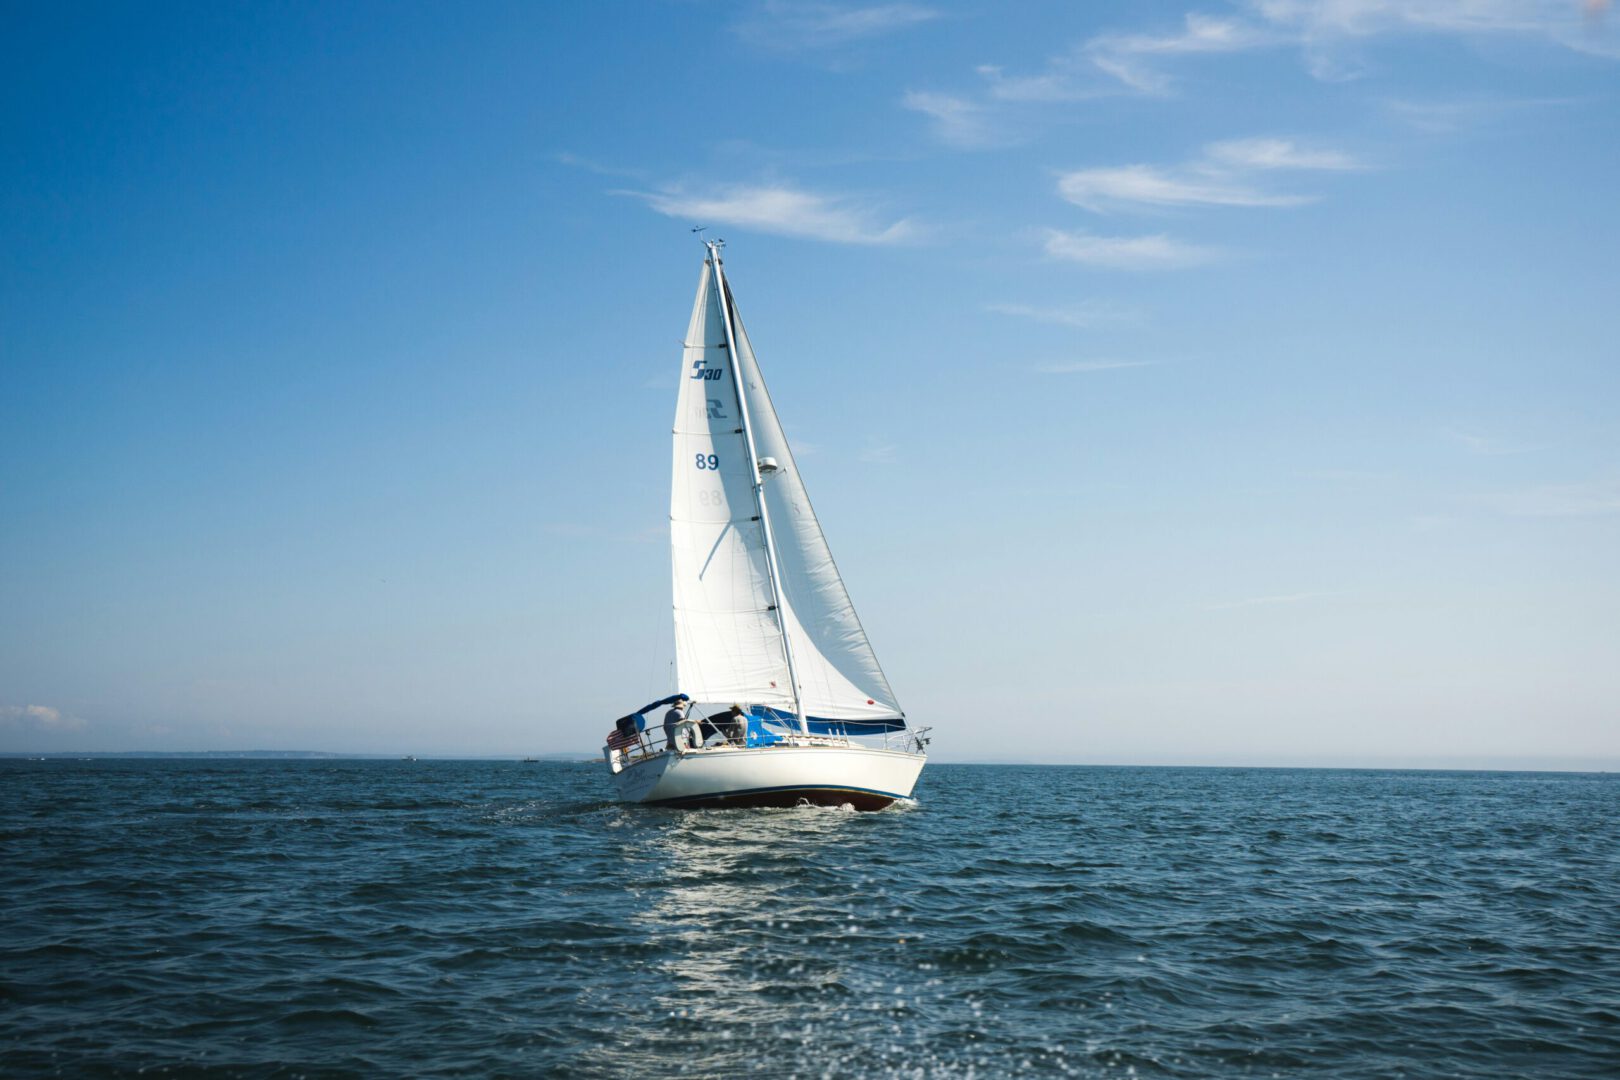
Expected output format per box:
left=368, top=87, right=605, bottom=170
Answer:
left=521, top=757, right=539, bottom=763
left=402, top=755, right=418, bottom=762
left=602, top=242, right=929, bottom=810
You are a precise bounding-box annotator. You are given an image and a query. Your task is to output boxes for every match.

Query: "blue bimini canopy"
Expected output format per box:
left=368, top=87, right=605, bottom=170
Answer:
left=613, top=693, right=691, bottom=732
left=747, top=705, right=905, bottom=736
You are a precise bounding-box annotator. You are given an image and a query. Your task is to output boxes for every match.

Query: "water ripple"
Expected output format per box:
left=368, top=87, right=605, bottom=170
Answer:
left=2, top=760, right=1617, bottom=1077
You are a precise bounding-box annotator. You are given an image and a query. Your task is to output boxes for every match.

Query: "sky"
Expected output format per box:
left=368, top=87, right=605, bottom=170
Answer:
left=2, top=1, right=1617, bottom=766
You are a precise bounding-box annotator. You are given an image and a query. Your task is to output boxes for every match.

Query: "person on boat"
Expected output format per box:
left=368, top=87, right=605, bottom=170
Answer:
left=663, top=697, right=694, bottom=753
left=721, top=704, right=746, bottom=745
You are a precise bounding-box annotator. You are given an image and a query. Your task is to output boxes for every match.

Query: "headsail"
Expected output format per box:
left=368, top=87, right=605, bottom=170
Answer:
left=669, top=260, right=796, bottom=710
left=725, top=286, right=903, bottom=723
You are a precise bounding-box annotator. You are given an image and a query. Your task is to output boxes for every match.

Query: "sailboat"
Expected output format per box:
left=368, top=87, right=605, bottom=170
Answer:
left=603, top=241, right=929, bottom=810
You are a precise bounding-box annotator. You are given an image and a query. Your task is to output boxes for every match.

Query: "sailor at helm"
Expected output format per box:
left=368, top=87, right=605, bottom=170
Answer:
left=663, top=697, right=697, bottom=753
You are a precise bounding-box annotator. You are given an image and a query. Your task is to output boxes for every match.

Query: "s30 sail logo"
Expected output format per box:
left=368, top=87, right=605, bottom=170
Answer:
left=690, top=360, right=724, bottom=381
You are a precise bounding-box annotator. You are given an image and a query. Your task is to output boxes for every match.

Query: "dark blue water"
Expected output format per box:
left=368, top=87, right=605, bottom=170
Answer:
left=2, top=761, right=1617, bottom=1077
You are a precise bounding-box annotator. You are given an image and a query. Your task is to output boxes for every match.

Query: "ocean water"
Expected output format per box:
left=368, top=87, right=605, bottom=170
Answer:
left=2, top=761, right=1617, bottom=1078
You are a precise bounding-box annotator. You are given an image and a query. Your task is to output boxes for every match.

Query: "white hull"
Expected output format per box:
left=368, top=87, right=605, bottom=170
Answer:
left=609, top=743, right=925, bottom=811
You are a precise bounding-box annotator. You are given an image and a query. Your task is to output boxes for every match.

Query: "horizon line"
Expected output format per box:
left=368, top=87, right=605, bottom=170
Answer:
left=3, top=750, right=1617, bottom=774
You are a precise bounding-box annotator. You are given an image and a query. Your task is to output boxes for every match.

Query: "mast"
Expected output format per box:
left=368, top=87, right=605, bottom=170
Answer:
left=706, top=241, right=808, bottom=735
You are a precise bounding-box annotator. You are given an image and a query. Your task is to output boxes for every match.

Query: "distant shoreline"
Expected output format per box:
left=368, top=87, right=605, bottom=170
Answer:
left=0, top=751, right=595, bottom=761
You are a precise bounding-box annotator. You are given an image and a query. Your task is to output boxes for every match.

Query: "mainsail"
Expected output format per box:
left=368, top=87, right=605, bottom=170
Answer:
left=670, top=261, right=797, bottom=711
left=670, top=249, right=903, bottom=725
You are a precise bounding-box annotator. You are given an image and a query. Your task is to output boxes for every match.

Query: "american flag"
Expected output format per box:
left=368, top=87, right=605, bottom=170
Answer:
left=606, top=727, right=641, bottom=751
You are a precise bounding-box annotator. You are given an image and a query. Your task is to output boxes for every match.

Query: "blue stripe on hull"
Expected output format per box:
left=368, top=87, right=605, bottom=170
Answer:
left=646, top=782, right=905, bottom=811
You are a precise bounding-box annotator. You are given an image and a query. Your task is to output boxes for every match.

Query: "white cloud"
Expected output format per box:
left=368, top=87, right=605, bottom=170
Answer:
left=737, top=2, right=940, bottom=49
left=905, top=15, right=1277, bottom=144
left=909, top=0, right=1619, bottom=152
left=1257, top=0, right=1617, bottom=45
left=1299, top=468, right=1392, bottom=482
left=1443, top=428, right=1543, bottom=455
left=1071, top=3, right=1620, bottom=95
left=553, top=151, right=644, bottom=180
left=909, top=0, right=1598, bottom=142
left=1471, top=479, right=1620, bottom=517
left=1035, top=359, right=1156, bottom=373
left=1043, top=229, right=1220, bottom=269
left=901, top=90, right=1004, bottom=149
left=1086, top=13, right=1282, bottom=93
left=975, top=63, right=1095, bottom=103
left=1254, top=0, right=1620, bottom=61
left=1203, top=136, right=1363, bottom=170
left=1204, top=591, right=1331, bottom=610
left=627, top=183, right=916, bottom=245
left=1384, top=94, right=1585, bottom=132
left=985, top=299, right=1142, bottom=328
left=1058, top=137, right=1362, bottom=212
left=0, top=704, right=88, bottom=732
left=1412, top=513, right=1458, bottom=532
left=541, top=522, right=603, bottom=538
left=953, top=16, right=1274, bottom=106
left=860, top=443, right=898, bottom=463
left=1058, top=164, right=1312, bottom=211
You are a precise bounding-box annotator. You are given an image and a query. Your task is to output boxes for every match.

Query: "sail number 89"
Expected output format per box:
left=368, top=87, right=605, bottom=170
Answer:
left=694, top=453, right=720, bottom=470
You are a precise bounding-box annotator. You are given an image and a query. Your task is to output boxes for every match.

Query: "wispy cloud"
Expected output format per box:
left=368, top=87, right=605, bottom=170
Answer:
left=1035, top=359, right=1156, bottom=373
left=1470, top=479, right=1620, bottom=517
left=1070, top=3, right=1620, bottom=97
left=0, top=704, right=87, bottom=732
left=860, top=442, right=898, bottom=463
left=1203, top=136, right=1363, bottom=171
left=910, top=2, right=1618, bottom=152
left=1058, top=137, right=1362, bottom=212
left=1253, top=0, right=1620, bottom=61
left=901, top=90, right=1005, bottom=149
left=1204, top=590, right=1331, bottom=611
left=1412, top=513, right=1457, bottom=532
left=1059, top=165, right=1313, bottom=211
left=554, top=151, right=645, bottom=180
left=974, top=62, right=1103, bottom=103
left=904, top=16, right=1275, bottom=145
left=1384, top=94, right=1588, bottom=133
left=736, top=2, right=940, bottom=49
left=541, top=522, right=603, bottom=538
left=1043, top=228, right=1220, bottom=270
left=625, top=182, right=916, bottom=245
left=947, top=14, right=1276, bottom=105
left=1299, top=468, right=1392, bottom=482
left=986, top=299, right=1142, bottom=328
left=1087, top=13, right=1281, bottom=94
left=1443, top=428, right=1543, bottom=456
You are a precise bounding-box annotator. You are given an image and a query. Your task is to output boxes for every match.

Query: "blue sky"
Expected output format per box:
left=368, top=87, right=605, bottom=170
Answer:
left=3, top=1, right=1617, bottom=764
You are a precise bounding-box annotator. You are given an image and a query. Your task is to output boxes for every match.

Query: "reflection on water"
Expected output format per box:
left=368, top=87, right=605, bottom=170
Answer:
left=598, top=804, right=890, bottom=1076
